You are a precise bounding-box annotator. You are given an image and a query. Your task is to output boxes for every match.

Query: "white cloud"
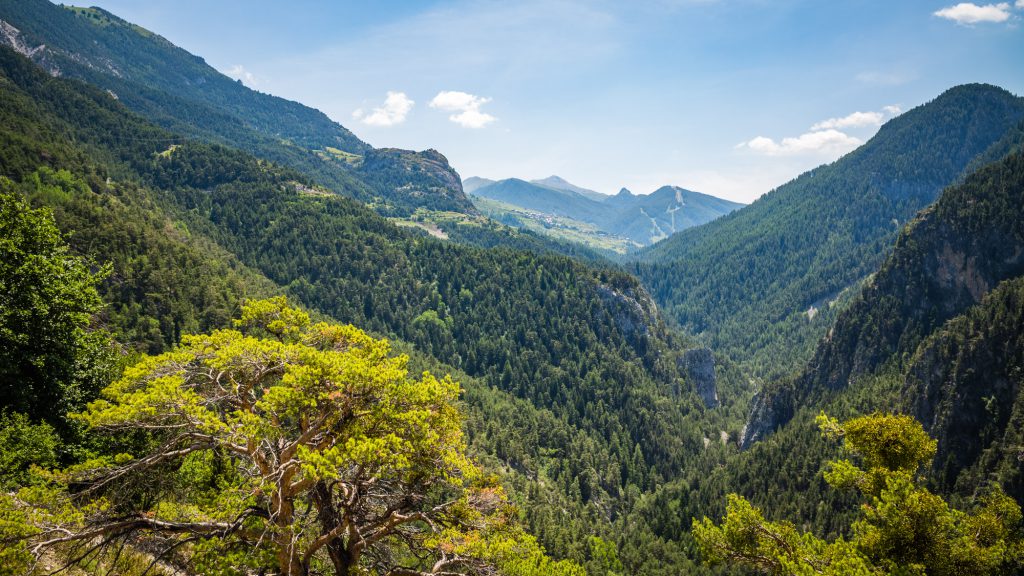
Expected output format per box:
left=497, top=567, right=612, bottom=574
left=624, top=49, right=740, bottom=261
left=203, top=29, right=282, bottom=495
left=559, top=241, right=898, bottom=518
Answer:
left=738, top=130, right=863, bottom=157
left=811, top=111, right=884, bottom=131
left=1018, top=0, right=1024, bottom=7
left=429, top=91, right=497, bottom=128
left=224, top=64, right=258, bottom=86
left=933, top=2, right=1012, bottom=24
left=352, top=91, right=414, bottom=127
left=739, top=105, right=902, bottom=157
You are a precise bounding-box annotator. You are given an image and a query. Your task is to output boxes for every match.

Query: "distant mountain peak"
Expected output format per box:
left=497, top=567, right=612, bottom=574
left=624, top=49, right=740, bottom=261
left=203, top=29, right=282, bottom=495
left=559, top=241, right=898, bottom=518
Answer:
left=530, top=175, right=605, bottom=200
left=471, top=177, right=742, bottom=246
left=462, top=176, right=496, bottom=194
left=535, top=175, right=574, bottom=187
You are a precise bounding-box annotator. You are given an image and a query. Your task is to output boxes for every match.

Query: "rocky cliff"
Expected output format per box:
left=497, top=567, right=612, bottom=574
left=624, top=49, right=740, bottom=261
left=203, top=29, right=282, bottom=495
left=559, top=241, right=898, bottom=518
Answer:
left=902, top=276, right=1024, bottom=500
left=742, top=149, right=1024, bottom=448
left=595, top=280, right=662, bottom=343
left=357, top=148, right=477, bottom=216
left=681, top=348, right=718, bottom=408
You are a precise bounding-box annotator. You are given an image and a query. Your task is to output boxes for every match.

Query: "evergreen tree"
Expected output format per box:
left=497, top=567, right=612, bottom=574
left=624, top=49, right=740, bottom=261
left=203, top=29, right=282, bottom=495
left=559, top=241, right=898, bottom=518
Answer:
left=693, top=413, right=1024, bottom=575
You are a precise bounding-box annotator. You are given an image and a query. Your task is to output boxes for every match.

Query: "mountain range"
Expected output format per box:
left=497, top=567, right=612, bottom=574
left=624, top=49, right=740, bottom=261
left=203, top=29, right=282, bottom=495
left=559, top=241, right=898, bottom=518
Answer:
left=631, top=83, right=1024, bottom=379
left=468, top=175, right=744, bottom=248
left=0, top=0, right=476, bottom=217
left=0, top=20, right=721, bottom=573
left=0, top=1, right=1023, bottom=574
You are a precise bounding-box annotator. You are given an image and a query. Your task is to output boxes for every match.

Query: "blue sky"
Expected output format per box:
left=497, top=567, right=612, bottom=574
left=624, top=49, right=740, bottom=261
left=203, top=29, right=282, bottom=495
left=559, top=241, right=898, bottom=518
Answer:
left=87, top=0, right=1023, bottom=202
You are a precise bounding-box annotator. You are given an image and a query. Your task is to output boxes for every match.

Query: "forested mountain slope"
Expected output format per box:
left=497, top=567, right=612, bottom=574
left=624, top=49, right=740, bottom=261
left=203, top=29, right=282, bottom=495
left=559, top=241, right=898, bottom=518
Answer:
left=0, top=45, right=745, bottom=573
left=697, top=149, right=1024, bottom=544
left=472, top=178, right=608, bottom=222
left=4, top=3, right=1022, bottom=573
left=613, top=148, right=1024, bottom=561
left=0, top=0, right=477, bottom=216
left=742, top=149, right=1024, bottom=453
left=633, top=84, right=1024, bottom=377
left=0, top=47, right=284, bottom=352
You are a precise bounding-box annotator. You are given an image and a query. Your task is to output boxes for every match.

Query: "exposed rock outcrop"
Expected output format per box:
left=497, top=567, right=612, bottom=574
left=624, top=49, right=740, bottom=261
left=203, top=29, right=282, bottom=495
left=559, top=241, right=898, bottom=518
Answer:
left=0, top=20, right=43, bottom=59
left=680, top=348, right=718, bottom=408
left=595, top=282, right=660, bottom=342
left=740, top=381, right=795, bottom=448
left=743, top=150, right=1024, bottom=448
left=900, top=276, right=1024, bottom=500
left=357, top=148, right=477, bottom=215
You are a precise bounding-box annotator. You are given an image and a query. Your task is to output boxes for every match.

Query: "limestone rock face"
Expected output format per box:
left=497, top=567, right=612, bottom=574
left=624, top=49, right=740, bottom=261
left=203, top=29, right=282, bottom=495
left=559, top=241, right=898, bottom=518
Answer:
left=357, top=148, right=478, bottom=215
left=740, top=384, right=794, bottom=448
left=681, top=348, right=718, bottom=409
left=595, top=282, right=660, bottom=342
left=743, top=150, right=1024, bottom=449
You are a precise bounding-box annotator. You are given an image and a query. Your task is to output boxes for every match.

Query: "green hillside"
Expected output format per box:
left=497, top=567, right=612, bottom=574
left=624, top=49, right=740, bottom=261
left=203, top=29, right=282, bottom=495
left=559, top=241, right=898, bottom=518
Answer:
left=1, top=2, right=1023, bottom=574
left=609, top=149, right=1024, bottom=573
left=0, top=0, right=479, bottom=217
left=633, top=84, right=1024, bottom=378
left=743, top=148, right=1024, bottom=455
left=0, top=44, right=747, bottom=574
left=708, top=148, right=1024, bottom=539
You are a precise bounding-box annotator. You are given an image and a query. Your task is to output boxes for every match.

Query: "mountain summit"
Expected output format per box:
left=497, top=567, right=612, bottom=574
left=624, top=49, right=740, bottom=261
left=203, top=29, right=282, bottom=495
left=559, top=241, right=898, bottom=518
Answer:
left=633, top=83, right=1024, bottom=377
left=530, top=175, right=606, bottom=200
left=469, top=176, right=743, bottom=248
left=0, top=0, right=475, bottom=216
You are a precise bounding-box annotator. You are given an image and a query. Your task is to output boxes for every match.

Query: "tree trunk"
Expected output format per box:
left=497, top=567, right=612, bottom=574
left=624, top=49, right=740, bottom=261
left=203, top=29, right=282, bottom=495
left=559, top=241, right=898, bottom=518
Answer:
left=276, top=541, right=305, bottom=576
left=312, top=480, right=355, bottom=575
left=273, top=493, right=303, bottom=575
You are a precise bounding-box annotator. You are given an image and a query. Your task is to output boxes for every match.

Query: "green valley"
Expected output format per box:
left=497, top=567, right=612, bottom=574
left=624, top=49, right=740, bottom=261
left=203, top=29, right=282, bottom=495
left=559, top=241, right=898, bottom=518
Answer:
left=0, top=2, right=1023, bottom=575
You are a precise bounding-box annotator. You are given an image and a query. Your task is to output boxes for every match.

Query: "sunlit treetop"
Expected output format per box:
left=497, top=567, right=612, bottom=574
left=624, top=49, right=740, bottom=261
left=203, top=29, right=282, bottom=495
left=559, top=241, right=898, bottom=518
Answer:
left=3, top=297, right=582, bottom=576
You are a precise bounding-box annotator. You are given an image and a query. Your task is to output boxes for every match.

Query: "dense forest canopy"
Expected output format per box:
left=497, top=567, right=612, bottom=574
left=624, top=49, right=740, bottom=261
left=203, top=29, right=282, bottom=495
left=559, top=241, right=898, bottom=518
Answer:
left=632, top=85, right=1024, bottom=379
left=0, top=3, right=1022, bottom=575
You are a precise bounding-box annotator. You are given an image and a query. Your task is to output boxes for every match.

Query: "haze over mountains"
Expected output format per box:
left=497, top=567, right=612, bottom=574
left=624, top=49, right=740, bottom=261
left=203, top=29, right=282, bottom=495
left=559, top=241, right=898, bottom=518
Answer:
left=468, top=174, right=744, bottom=248
left=1, top=0, right=1024, bottom=574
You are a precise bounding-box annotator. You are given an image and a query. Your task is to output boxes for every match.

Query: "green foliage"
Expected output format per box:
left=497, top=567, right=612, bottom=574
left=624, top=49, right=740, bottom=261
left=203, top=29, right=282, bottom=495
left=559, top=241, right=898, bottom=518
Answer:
left=9, top=298, right=580, bottom=575
left=0, top=412, right=58, bottom=489
left=0, top=38, right=769, bottom=574
left=803, top=150, right=1024, bottom=397
left=0, top=492, right=35, bottom=576
left=901, top=275, right=1024, bottom=501
left=0, top=46, right=282, bottom=353
left=0, top=186, right=114, bottom=429
left=818, top=412, right=936, bottom=496
left=693, top=493, right=874, bottom=576
left=11, top=14, right=1024, bottom=575
left=0, top=0, right=485, bottom=218
left=695, top=414, right=1024, bottom=575
left=634, top=85, right=1024, bottom=379
left=586, top=536, right=625, bottom=575
left=739, top=149, right=1024, bottom=478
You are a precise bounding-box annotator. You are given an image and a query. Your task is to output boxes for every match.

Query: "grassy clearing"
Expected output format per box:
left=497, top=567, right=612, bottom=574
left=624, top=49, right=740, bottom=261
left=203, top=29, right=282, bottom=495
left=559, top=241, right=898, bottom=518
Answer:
left=471, top=196, right=640, bottom=254
left=318, top=147, right=363, bottom=166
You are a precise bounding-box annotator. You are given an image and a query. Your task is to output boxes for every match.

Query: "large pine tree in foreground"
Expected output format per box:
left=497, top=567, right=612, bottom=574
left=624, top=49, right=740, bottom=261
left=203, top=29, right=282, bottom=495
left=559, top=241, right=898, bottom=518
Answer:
left=694, top=413, right=1024, bottom=575
left=2, top=297, right=581, bottom=576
